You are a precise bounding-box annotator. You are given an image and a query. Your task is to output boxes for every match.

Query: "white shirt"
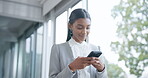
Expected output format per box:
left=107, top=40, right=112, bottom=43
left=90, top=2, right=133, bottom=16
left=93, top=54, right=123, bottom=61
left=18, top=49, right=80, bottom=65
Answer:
left=68, top=38, right=91, bottom=78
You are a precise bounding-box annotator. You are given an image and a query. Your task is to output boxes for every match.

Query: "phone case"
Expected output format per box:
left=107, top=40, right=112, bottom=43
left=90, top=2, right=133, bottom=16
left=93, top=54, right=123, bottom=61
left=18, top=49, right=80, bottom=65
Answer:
left=87, top=51, right=102, bottom=57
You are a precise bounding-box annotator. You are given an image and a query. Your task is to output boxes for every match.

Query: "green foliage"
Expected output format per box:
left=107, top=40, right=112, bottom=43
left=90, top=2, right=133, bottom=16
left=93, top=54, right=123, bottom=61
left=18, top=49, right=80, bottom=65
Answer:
left=103, top=57, right=126, bottom=77
left=111, top=0, right=148, bottom=77
left=107, top=64, right=125, bottom=78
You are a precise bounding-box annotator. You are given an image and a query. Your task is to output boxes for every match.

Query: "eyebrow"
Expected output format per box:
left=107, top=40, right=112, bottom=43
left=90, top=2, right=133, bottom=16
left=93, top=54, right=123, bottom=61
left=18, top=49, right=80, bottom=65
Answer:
left=77, top=24, right=83, bottom=26
left=77, top=24, right=91, bottom=27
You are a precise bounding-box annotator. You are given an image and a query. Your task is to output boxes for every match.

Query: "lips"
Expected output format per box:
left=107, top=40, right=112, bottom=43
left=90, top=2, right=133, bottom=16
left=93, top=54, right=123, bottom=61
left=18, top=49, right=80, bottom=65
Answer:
left=79, top=34, right=87, bottom=39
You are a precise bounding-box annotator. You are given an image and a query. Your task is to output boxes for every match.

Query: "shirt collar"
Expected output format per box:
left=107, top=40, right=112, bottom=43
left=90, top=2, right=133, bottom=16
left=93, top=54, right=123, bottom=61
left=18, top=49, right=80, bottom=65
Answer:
left=68, top=38, right=87, bottom=47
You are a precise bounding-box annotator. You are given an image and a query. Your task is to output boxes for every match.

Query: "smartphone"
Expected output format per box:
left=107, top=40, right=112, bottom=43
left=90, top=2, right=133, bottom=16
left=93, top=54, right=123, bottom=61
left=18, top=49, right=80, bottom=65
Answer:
left=87, top=51, right=102, bottom=57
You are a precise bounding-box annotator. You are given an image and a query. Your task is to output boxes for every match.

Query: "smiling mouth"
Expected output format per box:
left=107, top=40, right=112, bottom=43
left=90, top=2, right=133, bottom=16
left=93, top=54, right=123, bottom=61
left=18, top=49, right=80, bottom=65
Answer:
left=79, top=35, right=87, bottom=38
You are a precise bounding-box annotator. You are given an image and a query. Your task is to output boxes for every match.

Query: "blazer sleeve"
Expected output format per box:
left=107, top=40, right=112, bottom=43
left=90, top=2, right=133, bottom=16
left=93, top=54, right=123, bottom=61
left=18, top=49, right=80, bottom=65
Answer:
left=96, top=55, right=108, bottom=78
left=49, top=44, right=75, bottom=78
left=89, top=44, right=108, bottom=78
left=89, top=55, right=108, bottom=78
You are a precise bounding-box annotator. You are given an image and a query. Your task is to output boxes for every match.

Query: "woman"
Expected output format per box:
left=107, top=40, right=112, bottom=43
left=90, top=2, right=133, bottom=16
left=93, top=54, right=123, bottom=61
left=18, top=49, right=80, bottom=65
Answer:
left=49, top=8, right=108, bottom=78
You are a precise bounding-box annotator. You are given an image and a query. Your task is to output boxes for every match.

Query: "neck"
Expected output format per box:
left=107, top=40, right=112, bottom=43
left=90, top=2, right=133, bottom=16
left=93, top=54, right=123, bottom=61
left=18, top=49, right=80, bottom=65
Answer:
left=72, top=37, right=84, bottom=43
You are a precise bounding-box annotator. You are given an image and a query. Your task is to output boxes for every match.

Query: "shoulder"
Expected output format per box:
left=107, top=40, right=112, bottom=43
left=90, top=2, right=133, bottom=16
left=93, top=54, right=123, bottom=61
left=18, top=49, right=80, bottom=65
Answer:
left=52, top=42, right=69, bottom=48
left=51, top=42, right=70, bottom=51
left=51, top=42, right=68, bottom=55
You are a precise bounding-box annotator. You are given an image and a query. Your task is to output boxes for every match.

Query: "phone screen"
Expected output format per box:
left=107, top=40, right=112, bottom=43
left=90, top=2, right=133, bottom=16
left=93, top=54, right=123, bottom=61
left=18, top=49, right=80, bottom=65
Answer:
left=87, top=51, right=102, bottom=57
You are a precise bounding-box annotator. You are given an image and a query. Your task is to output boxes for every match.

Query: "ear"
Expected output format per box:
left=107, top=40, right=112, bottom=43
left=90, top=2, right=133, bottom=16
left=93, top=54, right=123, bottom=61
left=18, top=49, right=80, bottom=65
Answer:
left=68, top=23, right=72, bottom=29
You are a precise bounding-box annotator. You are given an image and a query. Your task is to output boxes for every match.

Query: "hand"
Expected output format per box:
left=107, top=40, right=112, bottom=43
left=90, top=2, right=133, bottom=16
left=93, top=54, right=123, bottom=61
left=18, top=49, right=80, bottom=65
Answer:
left=69, top=57, right=92, bottom=72
left=90, top=57, right=105, bottom=72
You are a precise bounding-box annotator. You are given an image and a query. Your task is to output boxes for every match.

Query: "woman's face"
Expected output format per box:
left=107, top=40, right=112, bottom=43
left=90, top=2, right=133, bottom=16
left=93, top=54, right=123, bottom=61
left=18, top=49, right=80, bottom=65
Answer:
left=69, top=18, right=91, bottom=43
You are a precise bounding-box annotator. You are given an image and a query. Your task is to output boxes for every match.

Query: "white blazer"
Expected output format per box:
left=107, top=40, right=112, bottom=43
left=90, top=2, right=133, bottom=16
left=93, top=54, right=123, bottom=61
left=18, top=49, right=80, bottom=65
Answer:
left=49, top=42, right=108, bottom=78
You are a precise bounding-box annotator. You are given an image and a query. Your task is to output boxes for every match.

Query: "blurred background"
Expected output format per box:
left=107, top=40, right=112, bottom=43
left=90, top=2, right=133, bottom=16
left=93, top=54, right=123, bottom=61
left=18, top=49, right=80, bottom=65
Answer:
left=0, top=0, right=147, bottom=78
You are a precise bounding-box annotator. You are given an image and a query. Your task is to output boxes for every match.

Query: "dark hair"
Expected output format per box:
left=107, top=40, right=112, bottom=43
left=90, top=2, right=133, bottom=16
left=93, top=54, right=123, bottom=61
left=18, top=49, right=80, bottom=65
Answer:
left=66, top=8, right=91, bottom=41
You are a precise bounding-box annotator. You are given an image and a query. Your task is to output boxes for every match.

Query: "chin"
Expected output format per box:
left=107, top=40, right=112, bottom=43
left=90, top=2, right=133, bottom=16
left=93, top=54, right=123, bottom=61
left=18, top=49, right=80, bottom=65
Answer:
left=80, top=38, right=86, bottom=41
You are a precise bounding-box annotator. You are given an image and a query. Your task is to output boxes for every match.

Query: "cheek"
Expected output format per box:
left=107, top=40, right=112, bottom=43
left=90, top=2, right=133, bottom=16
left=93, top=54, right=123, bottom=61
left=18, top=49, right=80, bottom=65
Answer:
left=73, top=30, right=80, bottom=36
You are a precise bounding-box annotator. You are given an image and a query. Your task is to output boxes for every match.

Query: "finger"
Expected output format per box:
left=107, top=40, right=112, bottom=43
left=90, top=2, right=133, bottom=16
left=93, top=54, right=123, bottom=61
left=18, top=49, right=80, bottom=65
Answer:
left=89, top=57, right=99, bottom=61
left=85, top=63, right=91, bottom=66
left=93, top=57, right=99, bottom=61
left=83, top=62, right=91, bottom=67
left=83, top=57, right=92, bottom=61
left=96, top=60, right=100, bottom=63
left=84, top=57, right=97, bottom=61
left=83, top=60, right=92, bottom=64
left=79, top=57, right=89, bottom=61
left=91, top=60, right=100, bottom=65
left=85, top=60, right=96, bottom=65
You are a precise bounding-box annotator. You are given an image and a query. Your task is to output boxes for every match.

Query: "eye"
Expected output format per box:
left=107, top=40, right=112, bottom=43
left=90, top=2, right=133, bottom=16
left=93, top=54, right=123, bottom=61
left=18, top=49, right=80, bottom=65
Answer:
left=87, top=27, right=90, bottom=29
left=87, top=26, right=90, bottom=29
left=77, top=27, right=83, bottom=29
left=77, top=25, right=83, bottom=29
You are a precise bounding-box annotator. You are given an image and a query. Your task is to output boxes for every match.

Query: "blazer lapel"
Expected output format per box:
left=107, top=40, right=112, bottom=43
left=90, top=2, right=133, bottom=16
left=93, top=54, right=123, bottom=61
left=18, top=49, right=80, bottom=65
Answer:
left=65, top=42, right=75, bottom=60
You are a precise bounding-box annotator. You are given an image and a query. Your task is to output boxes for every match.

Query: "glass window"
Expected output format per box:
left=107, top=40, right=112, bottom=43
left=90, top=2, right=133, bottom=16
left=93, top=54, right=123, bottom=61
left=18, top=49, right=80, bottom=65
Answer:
left=25, top=35, right=35, bottom=78
left=3, top=49, right=11, bottom=78
left=71, top=1, right=83, bottom=10
left=48, top=20, right=52, bottom=37
left=9, top=45, right=16, bottom=78
left=69, top=1, right=83, bottom=16
left=12, top=43, right=18, bottom=78
left=30, top=34, right=35, bottom=78
left=43, top=20, right=52, bottom=78
left=26, top=38, right=31, bottom=53
left=17, top=38, right=25, bottom=78
left=36, top=26, right=43, bottom=54
left=0, top=53, right=3, bottom=78
left=35, top=26, right=43, bottom=78
left=25, top=37, right=31, bottom=78
left=55, top=11, right=68, bottom=44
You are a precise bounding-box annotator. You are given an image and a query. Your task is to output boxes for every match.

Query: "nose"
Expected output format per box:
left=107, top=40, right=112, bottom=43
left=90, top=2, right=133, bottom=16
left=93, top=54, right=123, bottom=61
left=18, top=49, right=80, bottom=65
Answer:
left=82, top=28, right=87, bottom=34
